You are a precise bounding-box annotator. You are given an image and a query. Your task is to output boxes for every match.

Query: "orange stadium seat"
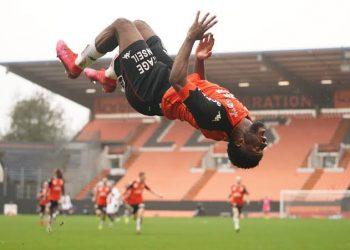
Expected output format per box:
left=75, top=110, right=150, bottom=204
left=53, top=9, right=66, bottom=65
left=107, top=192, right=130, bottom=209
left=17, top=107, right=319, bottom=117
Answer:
left=115, top=152, right=206, bottom=200
left=75, top=116, right=350, bottom=202
left=162, top=121, right=197, bottom=149
left=75, top=119, right=142, bottom=142
left=313, top=167, right=350, bottom=190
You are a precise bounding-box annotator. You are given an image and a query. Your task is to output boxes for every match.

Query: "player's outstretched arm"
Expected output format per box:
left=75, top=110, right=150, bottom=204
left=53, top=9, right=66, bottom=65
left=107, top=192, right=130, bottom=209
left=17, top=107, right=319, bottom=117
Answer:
left=148, top=189, right=163, bottom=199
left=227, top=194, right=232, bottom=202
left=245, top=187, right=250, bottom=204
left=145, top=185, right=163, bottom=199
left=62, top=184, right=65, bottom=196
left=195, top=33, right=215, bottom=80
left=169, top=11, right=217, bottom=92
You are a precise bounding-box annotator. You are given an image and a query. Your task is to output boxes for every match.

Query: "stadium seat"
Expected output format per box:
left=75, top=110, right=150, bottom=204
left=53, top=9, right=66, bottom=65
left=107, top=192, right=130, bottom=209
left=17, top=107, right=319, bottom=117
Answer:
left=194, top=117, right=341, bottom=200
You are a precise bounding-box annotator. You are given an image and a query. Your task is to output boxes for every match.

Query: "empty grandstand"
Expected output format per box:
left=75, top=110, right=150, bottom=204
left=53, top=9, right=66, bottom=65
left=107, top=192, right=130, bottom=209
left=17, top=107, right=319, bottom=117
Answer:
left=1, top=47, right=350, bottom=215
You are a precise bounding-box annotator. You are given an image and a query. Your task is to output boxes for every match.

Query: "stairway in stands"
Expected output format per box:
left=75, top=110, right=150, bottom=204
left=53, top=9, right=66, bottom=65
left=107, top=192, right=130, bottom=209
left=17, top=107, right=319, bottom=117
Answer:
left=336, top=119, right=350, bottom=169
left=74, top=169, right=110, bottom=200
left=330, top=119, right=350, bottom=144
left=302, top=119, right=350, bottom=167
left=125, top=123, right=151, bottom=145
left=123, top=152, right=140, bottom=169
left=73, top=122, right=151, bottom=200
left=182, top=169, right=216, bottom=200
left=122, top=123, right=150, bottom=169
left=339, top=151, right=350, bottom=169
left=301, top=119, right=350, bottom=189
left=301, top=169, right=324, bottom=190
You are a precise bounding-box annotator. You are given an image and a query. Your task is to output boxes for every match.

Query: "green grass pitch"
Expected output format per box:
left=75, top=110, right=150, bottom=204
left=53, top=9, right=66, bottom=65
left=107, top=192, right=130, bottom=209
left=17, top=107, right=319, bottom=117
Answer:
left=0, top=215, right=349, bottom=250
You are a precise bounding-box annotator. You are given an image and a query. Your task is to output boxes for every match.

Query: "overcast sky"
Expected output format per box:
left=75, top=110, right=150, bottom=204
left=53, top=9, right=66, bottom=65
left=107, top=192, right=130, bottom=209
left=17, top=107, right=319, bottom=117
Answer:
left=1, top=0, right=350, bottom=137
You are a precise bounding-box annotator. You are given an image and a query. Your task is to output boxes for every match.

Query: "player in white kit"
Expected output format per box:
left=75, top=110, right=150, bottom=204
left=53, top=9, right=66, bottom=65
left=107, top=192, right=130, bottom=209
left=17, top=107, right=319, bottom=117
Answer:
left=106, top=185, right=123, bottom=226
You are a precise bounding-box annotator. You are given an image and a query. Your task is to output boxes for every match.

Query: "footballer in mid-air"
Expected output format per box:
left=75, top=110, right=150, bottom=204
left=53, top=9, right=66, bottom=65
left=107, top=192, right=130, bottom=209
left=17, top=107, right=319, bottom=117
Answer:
left=56, top=11, right=267, bottom=169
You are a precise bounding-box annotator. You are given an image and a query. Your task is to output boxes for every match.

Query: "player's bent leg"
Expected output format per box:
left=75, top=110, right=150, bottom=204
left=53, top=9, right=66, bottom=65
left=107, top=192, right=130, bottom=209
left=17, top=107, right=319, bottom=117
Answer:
left=232, top=206, right=240, bottom=232
left=112, top=19, right=169, bottom=117
left=47, top=203, right=56, bottom=233
left=84, top=19, right=143, bottom=93
left=57, top=17, right=140, bottom=79
left=107, top=214, right=115, bottom=227
left=98, top=208, right=107, bottom=230
left=84, top=53, right=119, bottom=93
left=112, top=18, right=143, bottom=52
left=124, top=204, right=132, bottom=224
left=94, top=25, right=118, bottom=54
left=136, top=204, right=145, bottom=234
left=134, top=20, right=173, bottom=68
left=133, top=20, right=157, bottom=41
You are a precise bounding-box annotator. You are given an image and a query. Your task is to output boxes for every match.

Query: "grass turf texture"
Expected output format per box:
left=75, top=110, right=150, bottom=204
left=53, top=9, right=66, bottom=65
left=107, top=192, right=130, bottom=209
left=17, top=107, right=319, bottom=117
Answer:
left=0, top=216, right=349, bottom=250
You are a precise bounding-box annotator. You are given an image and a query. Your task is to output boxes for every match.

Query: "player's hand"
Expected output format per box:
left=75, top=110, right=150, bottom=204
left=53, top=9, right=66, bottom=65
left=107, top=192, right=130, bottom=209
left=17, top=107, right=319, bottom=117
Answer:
left=196, top=33, right=214, bottom=60
left=187, top=11, right=218, bottom=41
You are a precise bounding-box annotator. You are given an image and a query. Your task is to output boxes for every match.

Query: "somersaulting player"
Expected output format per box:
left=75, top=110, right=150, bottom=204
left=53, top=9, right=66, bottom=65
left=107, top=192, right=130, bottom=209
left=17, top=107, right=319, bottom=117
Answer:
left=56, top=11, right=267, bottom=169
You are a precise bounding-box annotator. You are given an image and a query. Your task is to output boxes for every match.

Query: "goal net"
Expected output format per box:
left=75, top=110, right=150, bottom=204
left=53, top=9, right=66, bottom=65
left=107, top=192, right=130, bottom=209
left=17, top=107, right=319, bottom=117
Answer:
left=280, top=190, right=350, bottom=218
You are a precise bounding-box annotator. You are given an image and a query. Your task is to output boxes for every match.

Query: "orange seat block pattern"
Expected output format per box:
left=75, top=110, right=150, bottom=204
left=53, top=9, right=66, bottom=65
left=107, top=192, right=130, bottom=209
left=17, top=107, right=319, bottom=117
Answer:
left=116, top=152, right=205, bottom=200
left=76, top=119, right=141, bottom=142
left=195, top=117, right=341, bottom=201
left=313, top=167, right=350, bottom=190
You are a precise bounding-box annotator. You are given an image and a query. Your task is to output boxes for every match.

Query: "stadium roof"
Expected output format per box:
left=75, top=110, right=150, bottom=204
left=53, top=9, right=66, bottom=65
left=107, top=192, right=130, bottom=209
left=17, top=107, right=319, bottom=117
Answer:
left=1, top=47, right=350, bottom=109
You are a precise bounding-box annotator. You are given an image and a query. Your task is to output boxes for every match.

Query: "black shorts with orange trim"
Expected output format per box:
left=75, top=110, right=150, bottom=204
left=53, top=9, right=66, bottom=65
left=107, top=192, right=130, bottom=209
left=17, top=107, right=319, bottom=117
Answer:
left=115, top=36, right=173, bottom=116
left=49, top=200, right=59, bottom=210
left=130, top=203, right=145, bottom=215
left=96, top=205, right=107, bottom=213
left=39, top=205, right=46, bottom=213
left=232, top=203, right=244, bottom=215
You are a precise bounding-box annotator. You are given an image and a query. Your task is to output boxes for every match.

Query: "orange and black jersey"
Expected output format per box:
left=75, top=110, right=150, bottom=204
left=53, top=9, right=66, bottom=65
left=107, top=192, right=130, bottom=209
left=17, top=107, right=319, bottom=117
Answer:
left=48, top=178, right=64, bottom=201
left=229, top=184, right=249, bottom=205
left=112, top=36, right=250, bottom=139
left=125, top=181, right=150, bottom=205
left=95, top=186, right=111, bottom=206
left=161, top=73, right=250, bottom=141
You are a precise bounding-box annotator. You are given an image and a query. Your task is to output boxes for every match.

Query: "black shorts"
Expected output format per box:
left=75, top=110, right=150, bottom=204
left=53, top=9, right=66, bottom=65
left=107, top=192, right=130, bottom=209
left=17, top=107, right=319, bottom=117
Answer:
left=39, top=205, right=46, bottom=213
left=130, top=203, right=145, bottom=215
left=96, top=205, right=107, bottom=213
left=232, top=204, right=244, bottom=215
left=49, top=200, right=59, bottom=210
left=115, top=36, right=173, bottom=116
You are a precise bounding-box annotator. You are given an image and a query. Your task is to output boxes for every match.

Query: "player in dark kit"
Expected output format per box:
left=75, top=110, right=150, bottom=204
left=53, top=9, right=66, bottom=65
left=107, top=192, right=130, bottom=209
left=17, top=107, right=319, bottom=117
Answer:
left=56, top=12, right=268, bottom=168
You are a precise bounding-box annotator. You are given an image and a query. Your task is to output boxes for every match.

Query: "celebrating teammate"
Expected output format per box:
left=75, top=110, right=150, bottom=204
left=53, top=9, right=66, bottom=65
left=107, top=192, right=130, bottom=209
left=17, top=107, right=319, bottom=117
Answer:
left=37, top=181, right=49, bottom=226
left=124, top=172, right=162, bottom=234
left=56, top=11, right=267, bottom=169
left=228, top=176, right=249, bottom=233
left=93, top=178, right=111, bottom=230
left=47, top=168, right=65, bottom=232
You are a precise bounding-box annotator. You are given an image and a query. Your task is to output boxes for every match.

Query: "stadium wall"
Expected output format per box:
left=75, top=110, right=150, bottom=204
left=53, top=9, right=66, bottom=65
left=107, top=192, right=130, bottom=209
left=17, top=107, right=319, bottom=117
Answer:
left=0, top=199, right=279, bottom=216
